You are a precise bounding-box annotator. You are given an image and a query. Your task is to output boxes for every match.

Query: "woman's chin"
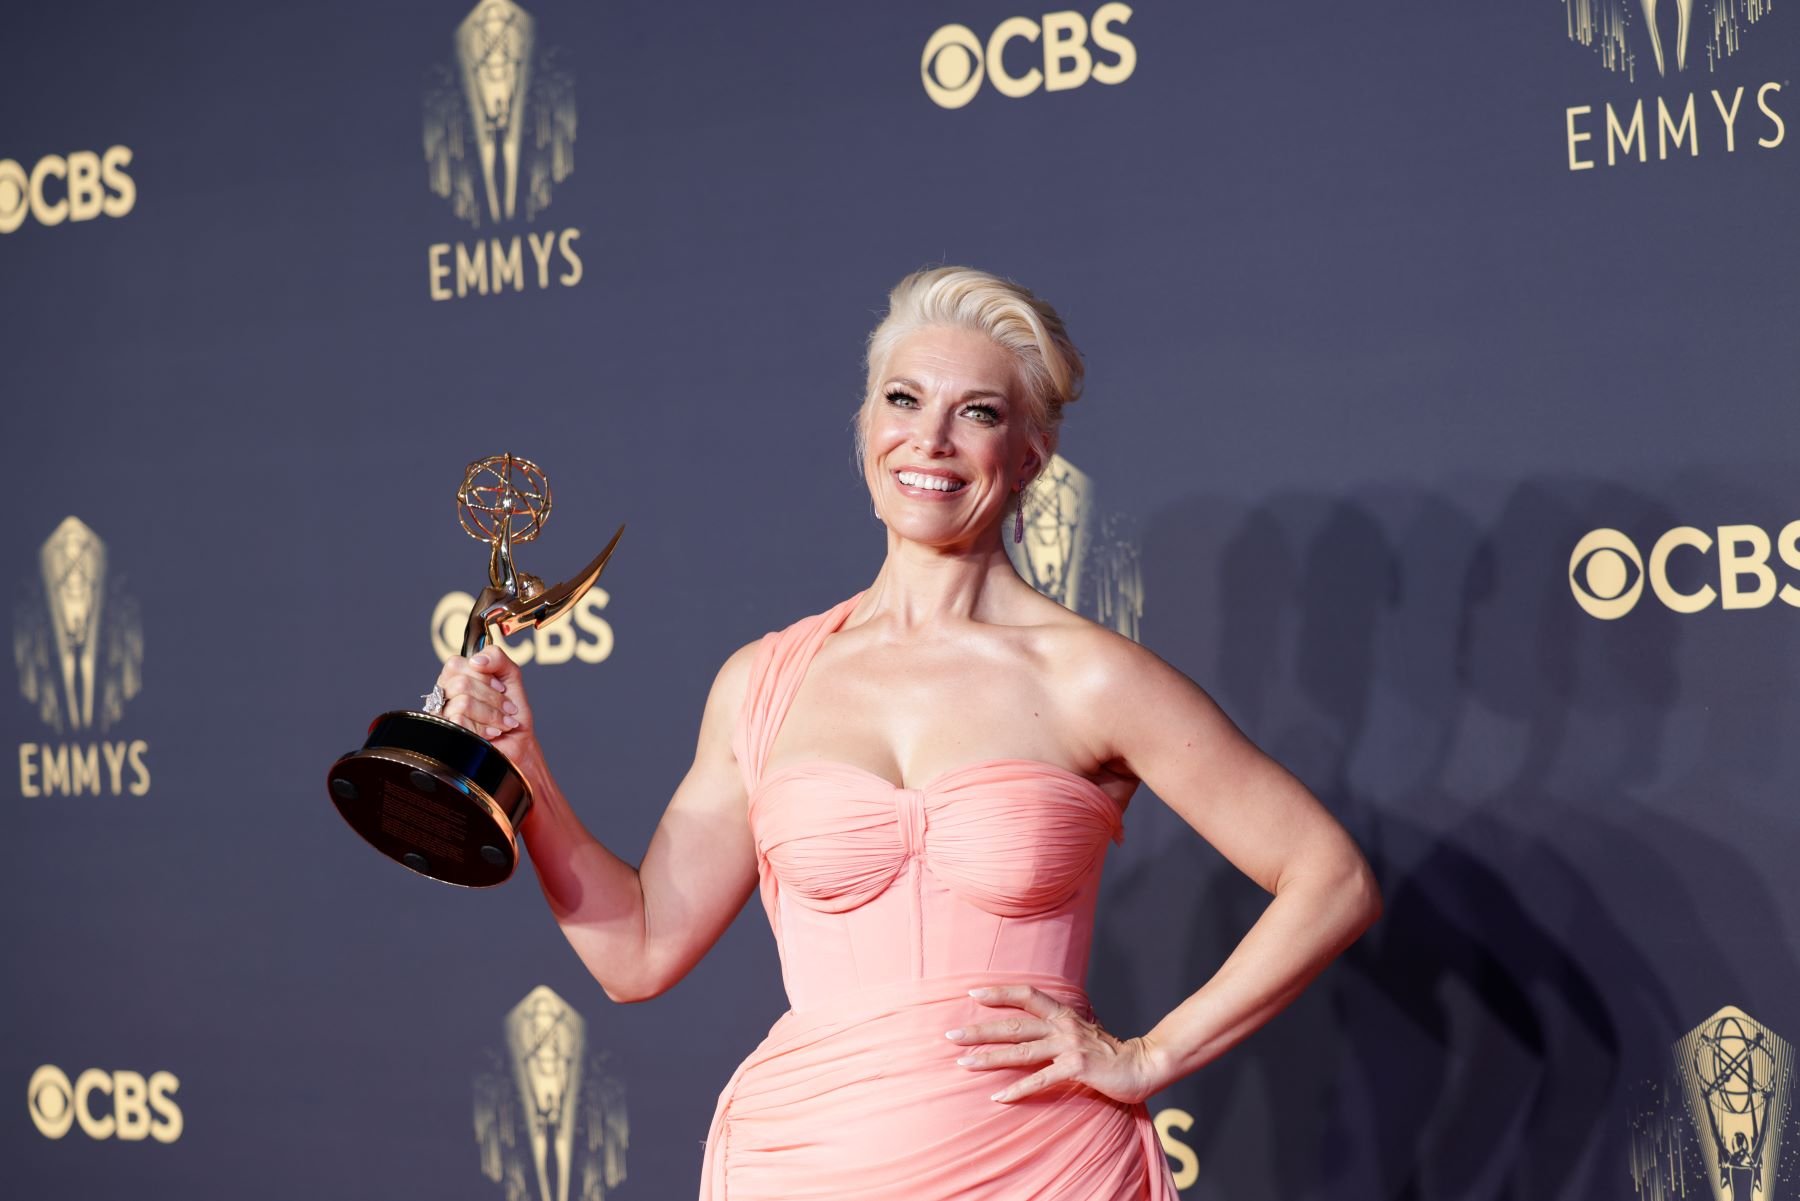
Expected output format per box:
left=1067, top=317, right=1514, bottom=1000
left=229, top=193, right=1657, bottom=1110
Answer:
left=884, top=519, right=998, bottom=551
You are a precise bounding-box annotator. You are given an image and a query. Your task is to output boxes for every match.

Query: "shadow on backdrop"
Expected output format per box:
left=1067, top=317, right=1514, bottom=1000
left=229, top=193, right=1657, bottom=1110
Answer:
left=1089, top=477, right=1798, bottom=1200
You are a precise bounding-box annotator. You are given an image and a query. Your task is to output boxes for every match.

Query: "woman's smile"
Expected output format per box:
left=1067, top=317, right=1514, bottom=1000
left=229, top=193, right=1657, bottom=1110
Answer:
left=894, top=468, right=969, bottom=496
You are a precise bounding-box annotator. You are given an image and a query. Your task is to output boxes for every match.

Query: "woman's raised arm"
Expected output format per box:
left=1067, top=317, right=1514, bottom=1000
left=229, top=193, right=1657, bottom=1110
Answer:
left=434, top=640, right=763, bottom=1002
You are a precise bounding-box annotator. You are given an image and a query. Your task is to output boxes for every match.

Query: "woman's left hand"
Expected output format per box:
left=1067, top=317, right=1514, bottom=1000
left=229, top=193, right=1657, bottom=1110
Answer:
left=946, top=985, right=1165, bottom=1104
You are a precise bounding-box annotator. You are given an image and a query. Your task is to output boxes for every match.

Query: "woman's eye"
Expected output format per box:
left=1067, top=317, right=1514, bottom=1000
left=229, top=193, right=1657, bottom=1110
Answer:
left=885, top=390, right=918, bottom=407
left=962, top=404, right=999, bottom=424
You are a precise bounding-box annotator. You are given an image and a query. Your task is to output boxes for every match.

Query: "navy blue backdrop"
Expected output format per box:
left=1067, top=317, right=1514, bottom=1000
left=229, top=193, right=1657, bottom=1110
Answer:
left=6, top=2, right=1798, bottom=1198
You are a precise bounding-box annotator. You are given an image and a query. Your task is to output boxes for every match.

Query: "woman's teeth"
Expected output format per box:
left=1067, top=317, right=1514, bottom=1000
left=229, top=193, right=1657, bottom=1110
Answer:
left=897, top=471, right=965, bottom=493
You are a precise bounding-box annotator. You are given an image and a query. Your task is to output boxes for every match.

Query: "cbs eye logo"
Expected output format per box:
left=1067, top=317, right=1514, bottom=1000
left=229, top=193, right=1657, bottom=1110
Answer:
left=27, top=1065, right=183, bottom=1143
left=1568, top=529, right=1645, bottom=619
left=0, top=148, right=136, bottom=234
left=1569, top=522, right=1800, bottom=619
left=922, top=4, right=1137, bottom=110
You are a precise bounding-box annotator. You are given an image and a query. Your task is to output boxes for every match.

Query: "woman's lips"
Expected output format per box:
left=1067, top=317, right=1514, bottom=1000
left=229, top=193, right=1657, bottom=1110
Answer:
left=894, top=468, right=968, bottom=497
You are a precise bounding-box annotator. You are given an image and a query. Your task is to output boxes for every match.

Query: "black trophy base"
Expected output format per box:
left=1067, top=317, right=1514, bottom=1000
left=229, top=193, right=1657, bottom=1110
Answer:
left=327, top=710, right=533, bottom=887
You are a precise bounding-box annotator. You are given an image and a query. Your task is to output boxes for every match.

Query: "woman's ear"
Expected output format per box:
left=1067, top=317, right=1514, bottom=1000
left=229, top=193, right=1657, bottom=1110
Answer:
left=1020, top=443, right=1046, bottom=488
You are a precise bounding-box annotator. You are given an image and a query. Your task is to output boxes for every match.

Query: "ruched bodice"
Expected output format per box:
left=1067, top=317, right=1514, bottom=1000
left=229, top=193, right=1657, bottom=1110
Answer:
left=753, top=756, right=1120, bottom=913
left=733, top=593, right=1128, bottom=1010
left=749, top=755, right=1122, bottom=1008
left=701, top=593, right=1178, bottom=1200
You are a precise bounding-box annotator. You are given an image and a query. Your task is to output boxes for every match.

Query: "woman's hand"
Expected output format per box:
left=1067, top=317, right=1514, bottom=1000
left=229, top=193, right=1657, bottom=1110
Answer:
left=945, top=985, right=1166, bottom=1104
left=432, top=644, right=538, bottom=761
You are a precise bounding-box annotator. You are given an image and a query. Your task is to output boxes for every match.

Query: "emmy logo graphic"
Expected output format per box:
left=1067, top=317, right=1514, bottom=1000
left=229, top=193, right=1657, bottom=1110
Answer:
left=474, top=986, right=628, bottom=1201
left=1008, top=455, right=1144, bottom=642
left=14, top=516, right=141, bottom=733
left=13, top=517, right=150, bottom=798
left=425, top=0, right=576, bottom=230
left=422, top=0, right=582, bottom=300
left=1564, top=0, right=1772, bottom=78
left=1630, top=1006, right=1797, bottom=1201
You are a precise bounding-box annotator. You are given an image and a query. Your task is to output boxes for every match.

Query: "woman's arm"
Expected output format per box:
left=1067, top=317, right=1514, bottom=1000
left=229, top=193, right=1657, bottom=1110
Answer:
left=1098, top=637, right=1381, bottom=1092
left=436, top=641, right=762, bottom=1003
left=950, top=630, right=1380, bottom=1103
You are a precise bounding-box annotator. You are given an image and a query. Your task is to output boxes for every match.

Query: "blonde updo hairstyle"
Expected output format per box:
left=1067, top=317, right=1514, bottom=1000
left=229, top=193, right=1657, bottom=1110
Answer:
left=857, top=266, right=1084, bottom=493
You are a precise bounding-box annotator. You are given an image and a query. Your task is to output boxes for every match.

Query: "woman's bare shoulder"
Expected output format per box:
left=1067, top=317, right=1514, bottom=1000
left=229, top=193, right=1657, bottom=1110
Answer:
left=713, top=637, right=765, bottom=697
left=694, top=637, right=767, bottom=738
left=1020, top=602, right=1198, bottom=701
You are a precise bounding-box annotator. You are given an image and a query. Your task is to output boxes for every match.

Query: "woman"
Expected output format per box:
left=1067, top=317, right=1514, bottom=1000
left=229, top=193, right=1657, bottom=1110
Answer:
left=432, top=266, right=1382, bottom=1198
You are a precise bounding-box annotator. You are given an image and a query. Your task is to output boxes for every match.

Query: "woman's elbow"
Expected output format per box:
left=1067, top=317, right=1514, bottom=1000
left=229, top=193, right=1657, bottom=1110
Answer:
left=600, top=972, right=672, bottom=1004
left=596, top=957, right=680, bottom=1004
left=1342, top=857, right=1382, bottom=938
left=590, top=965, right=669, bottom=1008
left=601, top=982, right=661, bottom=1004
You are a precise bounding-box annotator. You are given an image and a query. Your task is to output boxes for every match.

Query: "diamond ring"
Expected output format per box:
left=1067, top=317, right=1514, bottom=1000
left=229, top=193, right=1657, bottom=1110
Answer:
left=421, top=685, right=448, bottom=716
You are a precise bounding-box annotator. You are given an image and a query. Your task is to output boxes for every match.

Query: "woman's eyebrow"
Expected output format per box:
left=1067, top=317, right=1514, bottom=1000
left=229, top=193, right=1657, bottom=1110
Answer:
left=884, top=376, right=1007, bottom=403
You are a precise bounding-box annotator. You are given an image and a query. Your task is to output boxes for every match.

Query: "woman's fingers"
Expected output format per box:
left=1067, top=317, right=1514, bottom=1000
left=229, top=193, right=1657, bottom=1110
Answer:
left=467, top=647, right=533, bottom=725
left=988, top=1061, right=1080, bottom=1104
left=946, top=987, right=1069, bottom=1046
left=946, top=988, right=1063, bottom=1075
left=439, top=655, right=509, bottom=694
left=946, top=984, right=1154, bottom=1104
left=467, top=645, right=522, bottom=685
left=944, top=1015, right=1051, bottom=1045
left=952, top=1039, right=1055, bottom=1069
left=436, top=654, right=524, bottom=738
left=443, top=692, right=515, bottom=737
left=969, top=985, right=1067, bottom=1019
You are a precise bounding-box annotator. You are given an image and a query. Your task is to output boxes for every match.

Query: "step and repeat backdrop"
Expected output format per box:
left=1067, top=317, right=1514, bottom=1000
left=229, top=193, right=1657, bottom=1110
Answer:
left=5, top=1, right=1797, bottom=1198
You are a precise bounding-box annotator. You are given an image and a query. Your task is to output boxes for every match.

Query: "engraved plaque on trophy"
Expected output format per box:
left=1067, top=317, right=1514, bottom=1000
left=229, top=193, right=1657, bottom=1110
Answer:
left=327, top=454, right=622, bottom=887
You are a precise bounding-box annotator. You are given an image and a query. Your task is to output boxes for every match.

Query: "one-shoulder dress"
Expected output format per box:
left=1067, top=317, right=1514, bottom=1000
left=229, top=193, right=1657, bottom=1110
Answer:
left=699, top=593, right=1180, bottom=1200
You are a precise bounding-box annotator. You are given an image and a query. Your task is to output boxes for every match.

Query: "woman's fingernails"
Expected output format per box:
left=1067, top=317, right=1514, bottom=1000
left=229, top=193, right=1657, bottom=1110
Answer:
left=968, top=988, right=990, bottom=999
left=471, top=653, right=488, bottom=666
left=956, top=1055, right=977, bottom=1067
left=502, top=701, right=518, bottom=715
left=484, top=726, right=502, bottom=738
left=490, top=679, right=506, bottom=692
left=503, top=716, right=520, bottom=729
left=944, top=1029, right=963, bottom=1040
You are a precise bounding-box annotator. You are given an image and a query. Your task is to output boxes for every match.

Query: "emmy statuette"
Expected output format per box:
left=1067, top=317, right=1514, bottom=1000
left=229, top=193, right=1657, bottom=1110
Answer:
left=327, top=454, right=622, bottom=887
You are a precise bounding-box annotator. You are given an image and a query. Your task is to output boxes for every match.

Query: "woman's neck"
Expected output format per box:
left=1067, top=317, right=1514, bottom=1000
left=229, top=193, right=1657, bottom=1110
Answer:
left=855, top=531, right=1026, bottom=632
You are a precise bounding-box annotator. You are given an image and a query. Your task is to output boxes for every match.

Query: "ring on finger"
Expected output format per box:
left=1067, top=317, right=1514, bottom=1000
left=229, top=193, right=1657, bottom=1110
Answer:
left=421, top=685, right=448, bottom=716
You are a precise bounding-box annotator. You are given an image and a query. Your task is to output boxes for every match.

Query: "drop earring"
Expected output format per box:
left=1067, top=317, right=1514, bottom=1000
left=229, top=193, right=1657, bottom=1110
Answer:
left=1012, top=488, right=1025, bottom=544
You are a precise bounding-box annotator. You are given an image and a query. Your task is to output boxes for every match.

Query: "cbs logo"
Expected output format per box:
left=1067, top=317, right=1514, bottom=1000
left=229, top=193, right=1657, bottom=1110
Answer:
left=1569, top=522, right=1800, bottom=619
left=27, top=1065, right=182, bottom=1143
left=922, top=4, right=1136, bottom=109
left=432, top=589, right=615, bottom=665
left=0, top=148, right=136, bottom=234
left=1153, top=1107, right=1199, bottom=1189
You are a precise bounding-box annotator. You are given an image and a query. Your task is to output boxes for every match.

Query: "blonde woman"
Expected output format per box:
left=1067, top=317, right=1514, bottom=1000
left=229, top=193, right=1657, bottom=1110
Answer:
left=433, top=266, right=1381, bottom=1198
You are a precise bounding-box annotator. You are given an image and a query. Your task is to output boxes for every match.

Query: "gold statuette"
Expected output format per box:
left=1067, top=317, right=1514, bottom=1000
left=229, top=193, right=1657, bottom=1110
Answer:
left=327, top=454, right=622, bottom=886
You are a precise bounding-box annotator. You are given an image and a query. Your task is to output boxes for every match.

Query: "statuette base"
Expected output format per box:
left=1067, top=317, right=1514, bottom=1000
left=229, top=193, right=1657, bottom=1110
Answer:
left=327, top=710, right=531, bottom=888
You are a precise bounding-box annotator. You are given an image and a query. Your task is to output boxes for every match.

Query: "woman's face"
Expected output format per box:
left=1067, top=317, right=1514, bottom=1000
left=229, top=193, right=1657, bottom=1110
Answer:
left=863, top=324, right=1040, bottom=550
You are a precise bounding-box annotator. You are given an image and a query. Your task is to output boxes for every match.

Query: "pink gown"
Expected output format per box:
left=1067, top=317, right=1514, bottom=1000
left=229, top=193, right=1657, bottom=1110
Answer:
left=699, top=593, right=1181, bottom=1200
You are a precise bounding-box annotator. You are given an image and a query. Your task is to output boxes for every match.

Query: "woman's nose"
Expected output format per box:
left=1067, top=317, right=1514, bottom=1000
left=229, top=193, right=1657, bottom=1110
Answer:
left=911, top=410, right=954, bottom=455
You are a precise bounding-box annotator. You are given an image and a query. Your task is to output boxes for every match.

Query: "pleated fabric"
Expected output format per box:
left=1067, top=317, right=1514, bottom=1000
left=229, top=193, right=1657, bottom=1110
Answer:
left=702, top=593, right=1179, bottom=1200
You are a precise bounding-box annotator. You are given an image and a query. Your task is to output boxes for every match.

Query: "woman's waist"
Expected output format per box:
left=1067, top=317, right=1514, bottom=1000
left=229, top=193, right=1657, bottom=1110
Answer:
left=772, top=970, right=1089, bottom=1041
left=725, top=971, right=1099, bottom=1120
left=771, top=902, right=1096, bottom=1014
